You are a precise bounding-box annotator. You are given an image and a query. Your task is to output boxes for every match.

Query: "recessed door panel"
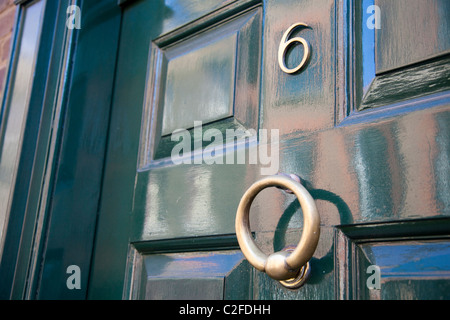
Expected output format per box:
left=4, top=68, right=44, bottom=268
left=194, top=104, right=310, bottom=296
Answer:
left=126, top=249, right=250, bottom=300
left=351, top=0, right=450, bottom=112
left=139, top=4, right=262, bottom=167
left=375, top=0, right=450, bottom=74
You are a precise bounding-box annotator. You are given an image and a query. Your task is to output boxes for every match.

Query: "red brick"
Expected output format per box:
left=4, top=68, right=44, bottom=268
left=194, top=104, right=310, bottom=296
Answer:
left=0, top=6, right=15, bottom=39
left=0, top=65, right=7, bottom=102
left=0, top=0, right=13, bottom=103
left=0, top=0, right=14, bottom=14
left=0, top=34, right=12, bottom=66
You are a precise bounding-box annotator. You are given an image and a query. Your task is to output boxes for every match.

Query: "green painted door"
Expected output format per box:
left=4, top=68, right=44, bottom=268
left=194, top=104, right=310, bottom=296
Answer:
left=88, top=0, right=450, bottom=299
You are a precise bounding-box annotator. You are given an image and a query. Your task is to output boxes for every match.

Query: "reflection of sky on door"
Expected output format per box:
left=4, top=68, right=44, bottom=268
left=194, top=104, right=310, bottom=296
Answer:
left=370, top=242, right=450, bottom=277
left=162, top=0, right=231, bottom=34
left=145, top=251, right=244, bottom=278
left=362, top=0, right=376, bottom=94
left=185, top=167, right=214, bottom=234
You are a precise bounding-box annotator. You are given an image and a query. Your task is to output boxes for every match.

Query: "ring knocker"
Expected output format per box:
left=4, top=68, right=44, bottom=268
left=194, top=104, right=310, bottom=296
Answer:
left=235, top=174, right=320, bottom=289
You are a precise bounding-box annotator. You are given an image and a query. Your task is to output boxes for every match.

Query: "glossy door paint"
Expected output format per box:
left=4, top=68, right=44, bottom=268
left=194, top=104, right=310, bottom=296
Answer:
left=7, top=0, right=449, bottom=300
left=88, top=0, right=450, bottom=300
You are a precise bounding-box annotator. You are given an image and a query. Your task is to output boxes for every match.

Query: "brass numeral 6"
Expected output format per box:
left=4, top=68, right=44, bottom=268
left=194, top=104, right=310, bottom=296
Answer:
left=278, top=23, right=311, bottom=74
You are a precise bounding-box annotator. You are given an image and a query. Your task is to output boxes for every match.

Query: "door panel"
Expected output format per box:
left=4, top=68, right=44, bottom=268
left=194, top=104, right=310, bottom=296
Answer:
left=126, top=248, right=251, bottom=300
left=88, top=0, right=450, bottom=300
left=353, top=0, right=450, bottom=111
left=375, top=0, right=450, bottom=74
left=358, top=240, right=450, bottom=300
left=139, top=4, right=261, bottom=166
left=336, top=219, right=450, bottom=300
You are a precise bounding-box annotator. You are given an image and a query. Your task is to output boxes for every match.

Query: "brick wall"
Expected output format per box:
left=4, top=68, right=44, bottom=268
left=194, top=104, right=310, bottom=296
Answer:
left=0, top=0, right=16, bottom=103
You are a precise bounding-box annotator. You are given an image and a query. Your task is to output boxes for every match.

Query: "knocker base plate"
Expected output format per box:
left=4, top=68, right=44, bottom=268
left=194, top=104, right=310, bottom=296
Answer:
left=279, top=262, right=311, bottom=290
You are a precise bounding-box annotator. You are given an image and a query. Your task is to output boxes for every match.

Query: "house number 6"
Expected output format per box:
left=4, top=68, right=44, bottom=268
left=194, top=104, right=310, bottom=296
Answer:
left=278, top=23, right=311, bottom=74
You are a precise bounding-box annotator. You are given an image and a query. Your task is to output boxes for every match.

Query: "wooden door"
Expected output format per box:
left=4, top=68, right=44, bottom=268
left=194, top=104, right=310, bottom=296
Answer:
left=87, top=0, right=450, bottom=300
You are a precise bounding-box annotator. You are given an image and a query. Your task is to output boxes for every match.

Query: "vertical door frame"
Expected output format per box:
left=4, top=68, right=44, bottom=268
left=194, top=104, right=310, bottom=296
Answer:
left=0, top=0, right=122, bottom=299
